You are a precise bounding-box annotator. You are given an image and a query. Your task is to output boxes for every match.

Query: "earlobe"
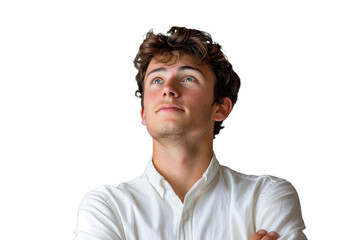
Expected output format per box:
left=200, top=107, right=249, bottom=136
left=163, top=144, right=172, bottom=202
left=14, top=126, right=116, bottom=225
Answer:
left=141, top=108, right=147, bottom=126
left=213, top=97, right=232, bottom=122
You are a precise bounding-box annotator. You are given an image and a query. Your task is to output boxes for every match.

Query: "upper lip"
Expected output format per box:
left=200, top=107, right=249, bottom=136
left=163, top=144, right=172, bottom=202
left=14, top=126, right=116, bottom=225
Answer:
left=156, top=104, right=185, bottom=112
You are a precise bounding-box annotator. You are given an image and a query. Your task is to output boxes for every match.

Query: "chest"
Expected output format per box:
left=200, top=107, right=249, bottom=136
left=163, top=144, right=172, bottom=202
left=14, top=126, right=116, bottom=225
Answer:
left=119, top=188, right=255, bottom=240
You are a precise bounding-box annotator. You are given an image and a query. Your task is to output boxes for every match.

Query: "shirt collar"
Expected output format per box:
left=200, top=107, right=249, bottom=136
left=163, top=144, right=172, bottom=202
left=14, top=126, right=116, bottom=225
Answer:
left=145, top=153, right=220, bottom=199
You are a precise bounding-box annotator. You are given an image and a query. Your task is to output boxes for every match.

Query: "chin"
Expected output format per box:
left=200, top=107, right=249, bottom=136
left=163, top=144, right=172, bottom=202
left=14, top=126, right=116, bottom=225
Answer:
left=148, top=125, right=187, bottom=139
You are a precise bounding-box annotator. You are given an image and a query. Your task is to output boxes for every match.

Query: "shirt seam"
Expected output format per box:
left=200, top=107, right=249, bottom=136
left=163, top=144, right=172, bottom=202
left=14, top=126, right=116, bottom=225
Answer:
left=259, top=175, right=284, bottom=200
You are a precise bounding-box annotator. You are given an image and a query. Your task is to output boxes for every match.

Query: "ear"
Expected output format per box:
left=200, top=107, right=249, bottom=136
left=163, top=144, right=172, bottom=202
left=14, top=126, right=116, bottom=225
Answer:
left=213, top=97, right=232, bottom=122
left=141, top=108, right=147, bottom=126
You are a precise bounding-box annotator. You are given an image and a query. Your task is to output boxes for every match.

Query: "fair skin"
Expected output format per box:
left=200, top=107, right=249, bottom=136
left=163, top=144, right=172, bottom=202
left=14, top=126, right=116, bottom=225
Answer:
left=141, top=54, right=278, bottom=240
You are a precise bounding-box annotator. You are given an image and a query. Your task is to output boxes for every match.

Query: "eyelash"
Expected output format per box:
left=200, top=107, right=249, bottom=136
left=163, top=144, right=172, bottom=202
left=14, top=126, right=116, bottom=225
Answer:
left=151, top=76, right=196, bottom=84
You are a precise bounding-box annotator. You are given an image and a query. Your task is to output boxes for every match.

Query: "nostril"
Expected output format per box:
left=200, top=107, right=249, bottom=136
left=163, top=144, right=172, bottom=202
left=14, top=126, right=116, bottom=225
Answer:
left=163, top=88, right=178, bottom=97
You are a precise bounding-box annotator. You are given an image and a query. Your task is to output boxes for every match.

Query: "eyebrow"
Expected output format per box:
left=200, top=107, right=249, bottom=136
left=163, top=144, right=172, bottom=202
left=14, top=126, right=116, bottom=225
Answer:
left=179, top=66, right=205, bottom=77
left=146, top=66, right=205, bottom=80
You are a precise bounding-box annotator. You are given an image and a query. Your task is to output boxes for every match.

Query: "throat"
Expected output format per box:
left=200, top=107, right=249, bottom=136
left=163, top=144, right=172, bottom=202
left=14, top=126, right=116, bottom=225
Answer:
left=152, top=145, right=213, bottom=203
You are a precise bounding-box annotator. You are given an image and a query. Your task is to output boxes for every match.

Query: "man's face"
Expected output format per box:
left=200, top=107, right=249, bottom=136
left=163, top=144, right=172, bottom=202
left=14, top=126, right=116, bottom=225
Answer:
left=141, top=55, right=220, bottom=141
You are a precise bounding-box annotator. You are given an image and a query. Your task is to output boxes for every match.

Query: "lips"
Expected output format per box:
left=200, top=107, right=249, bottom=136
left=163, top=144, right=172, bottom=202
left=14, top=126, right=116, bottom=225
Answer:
left=156, top=104, right=185, bottom=113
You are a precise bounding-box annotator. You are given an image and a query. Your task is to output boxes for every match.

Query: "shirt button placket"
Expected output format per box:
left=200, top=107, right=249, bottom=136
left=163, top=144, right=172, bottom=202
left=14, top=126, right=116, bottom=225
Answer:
left=184, top=212, right=192, bottom=240
left=182, top=199, right=194, bottom=239
left=182, top=211, right=189, bottom=221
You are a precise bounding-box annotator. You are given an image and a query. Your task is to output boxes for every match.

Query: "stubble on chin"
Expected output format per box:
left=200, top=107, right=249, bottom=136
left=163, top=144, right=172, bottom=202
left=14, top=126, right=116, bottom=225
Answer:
left=148, top=124, right=188, bottom=141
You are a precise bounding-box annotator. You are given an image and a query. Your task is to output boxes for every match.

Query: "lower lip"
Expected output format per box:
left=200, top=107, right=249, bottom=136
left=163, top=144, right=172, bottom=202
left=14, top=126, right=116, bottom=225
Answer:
left=158, top=108, right=184, bottom=113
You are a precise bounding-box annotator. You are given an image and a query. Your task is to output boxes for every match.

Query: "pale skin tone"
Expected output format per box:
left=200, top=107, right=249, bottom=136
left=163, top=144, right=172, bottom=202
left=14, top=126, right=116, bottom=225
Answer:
left=141, top=54, right=278, bottom=240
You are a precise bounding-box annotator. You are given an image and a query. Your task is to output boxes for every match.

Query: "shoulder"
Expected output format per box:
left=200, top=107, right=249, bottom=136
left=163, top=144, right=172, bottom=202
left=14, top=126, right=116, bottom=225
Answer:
left=218, top=166, right=306, bottom=237
left=219, top=164, right=289, bottom=189
left=81, top=174, right=147, bottom=206
left=218, top=165, right=300, bottom=204
left=76, top=175, right=148, bottom=236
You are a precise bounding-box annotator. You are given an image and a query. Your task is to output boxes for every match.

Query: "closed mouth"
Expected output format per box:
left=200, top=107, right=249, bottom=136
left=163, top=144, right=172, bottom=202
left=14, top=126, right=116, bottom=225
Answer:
left=156, top=104, right=185, bottom=113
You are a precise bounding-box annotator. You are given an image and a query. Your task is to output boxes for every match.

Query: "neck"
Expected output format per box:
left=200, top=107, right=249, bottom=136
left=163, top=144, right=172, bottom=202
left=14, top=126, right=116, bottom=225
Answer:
left=152, top=134, right=214, bottom=202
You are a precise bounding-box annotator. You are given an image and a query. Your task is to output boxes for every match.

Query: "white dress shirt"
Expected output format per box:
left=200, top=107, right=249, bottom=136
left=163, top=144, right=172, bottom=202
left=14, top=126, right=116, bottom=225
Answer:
left=74, top=155, right=307, bottom=240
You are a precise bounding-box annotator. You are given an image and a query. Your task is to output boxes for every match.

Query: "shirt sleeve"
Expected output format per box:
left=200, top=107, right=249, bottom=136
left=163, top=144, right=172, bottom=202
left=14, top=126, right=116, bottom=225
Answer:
left=256, top=178, right=307, bottom=240
left=74, top=190, right=124, bottom=240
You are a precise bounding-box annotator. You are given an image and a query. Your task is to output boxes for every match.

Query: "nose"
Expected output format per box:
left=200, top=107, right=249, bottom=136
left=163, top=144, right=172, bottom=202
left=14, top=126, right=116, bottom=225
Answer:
left=163, top=79, right=180, bottom=98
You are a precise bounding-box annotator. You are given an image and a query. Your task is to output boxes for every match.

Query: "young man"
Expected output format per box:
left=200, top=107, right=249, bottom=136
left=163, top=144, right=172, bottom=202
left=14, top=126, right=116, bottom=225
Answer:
left=75, top=27, right=307, bottom=240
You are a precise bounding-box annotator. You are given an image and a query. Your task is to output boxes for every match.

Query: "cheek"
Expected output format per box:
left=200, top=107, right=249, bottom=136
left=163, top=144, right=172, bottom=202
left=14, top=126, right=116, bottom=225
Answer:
left=186, top=90, right=215, bottom=120
left=187, top=88, right=214, bottom=104
left=143, top=91, right=158, bottom=108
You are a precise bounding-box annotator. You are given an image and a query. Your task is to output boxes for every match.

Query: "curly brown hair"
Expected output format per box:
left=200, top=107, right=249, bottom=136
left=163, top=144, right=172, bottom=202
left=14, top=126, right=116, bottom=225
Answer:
left=133, top=26, right=241, bottom=138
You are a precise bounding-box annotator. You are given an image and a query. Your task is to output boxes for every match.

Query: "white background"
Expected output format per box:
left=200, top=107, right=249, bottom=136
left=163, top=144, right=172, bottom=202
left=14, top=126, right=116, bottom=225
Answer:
left=1, top=0, right=359, bottom=239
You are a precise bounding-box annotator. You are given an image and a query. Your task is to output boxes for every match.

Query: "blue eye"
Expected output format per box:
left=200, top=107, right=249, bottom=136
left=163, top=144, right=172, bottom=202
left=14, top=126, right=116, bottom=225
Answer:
left=183, top=77, right=195, bottom=82
left=152, top=78, right=163, bottom=84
